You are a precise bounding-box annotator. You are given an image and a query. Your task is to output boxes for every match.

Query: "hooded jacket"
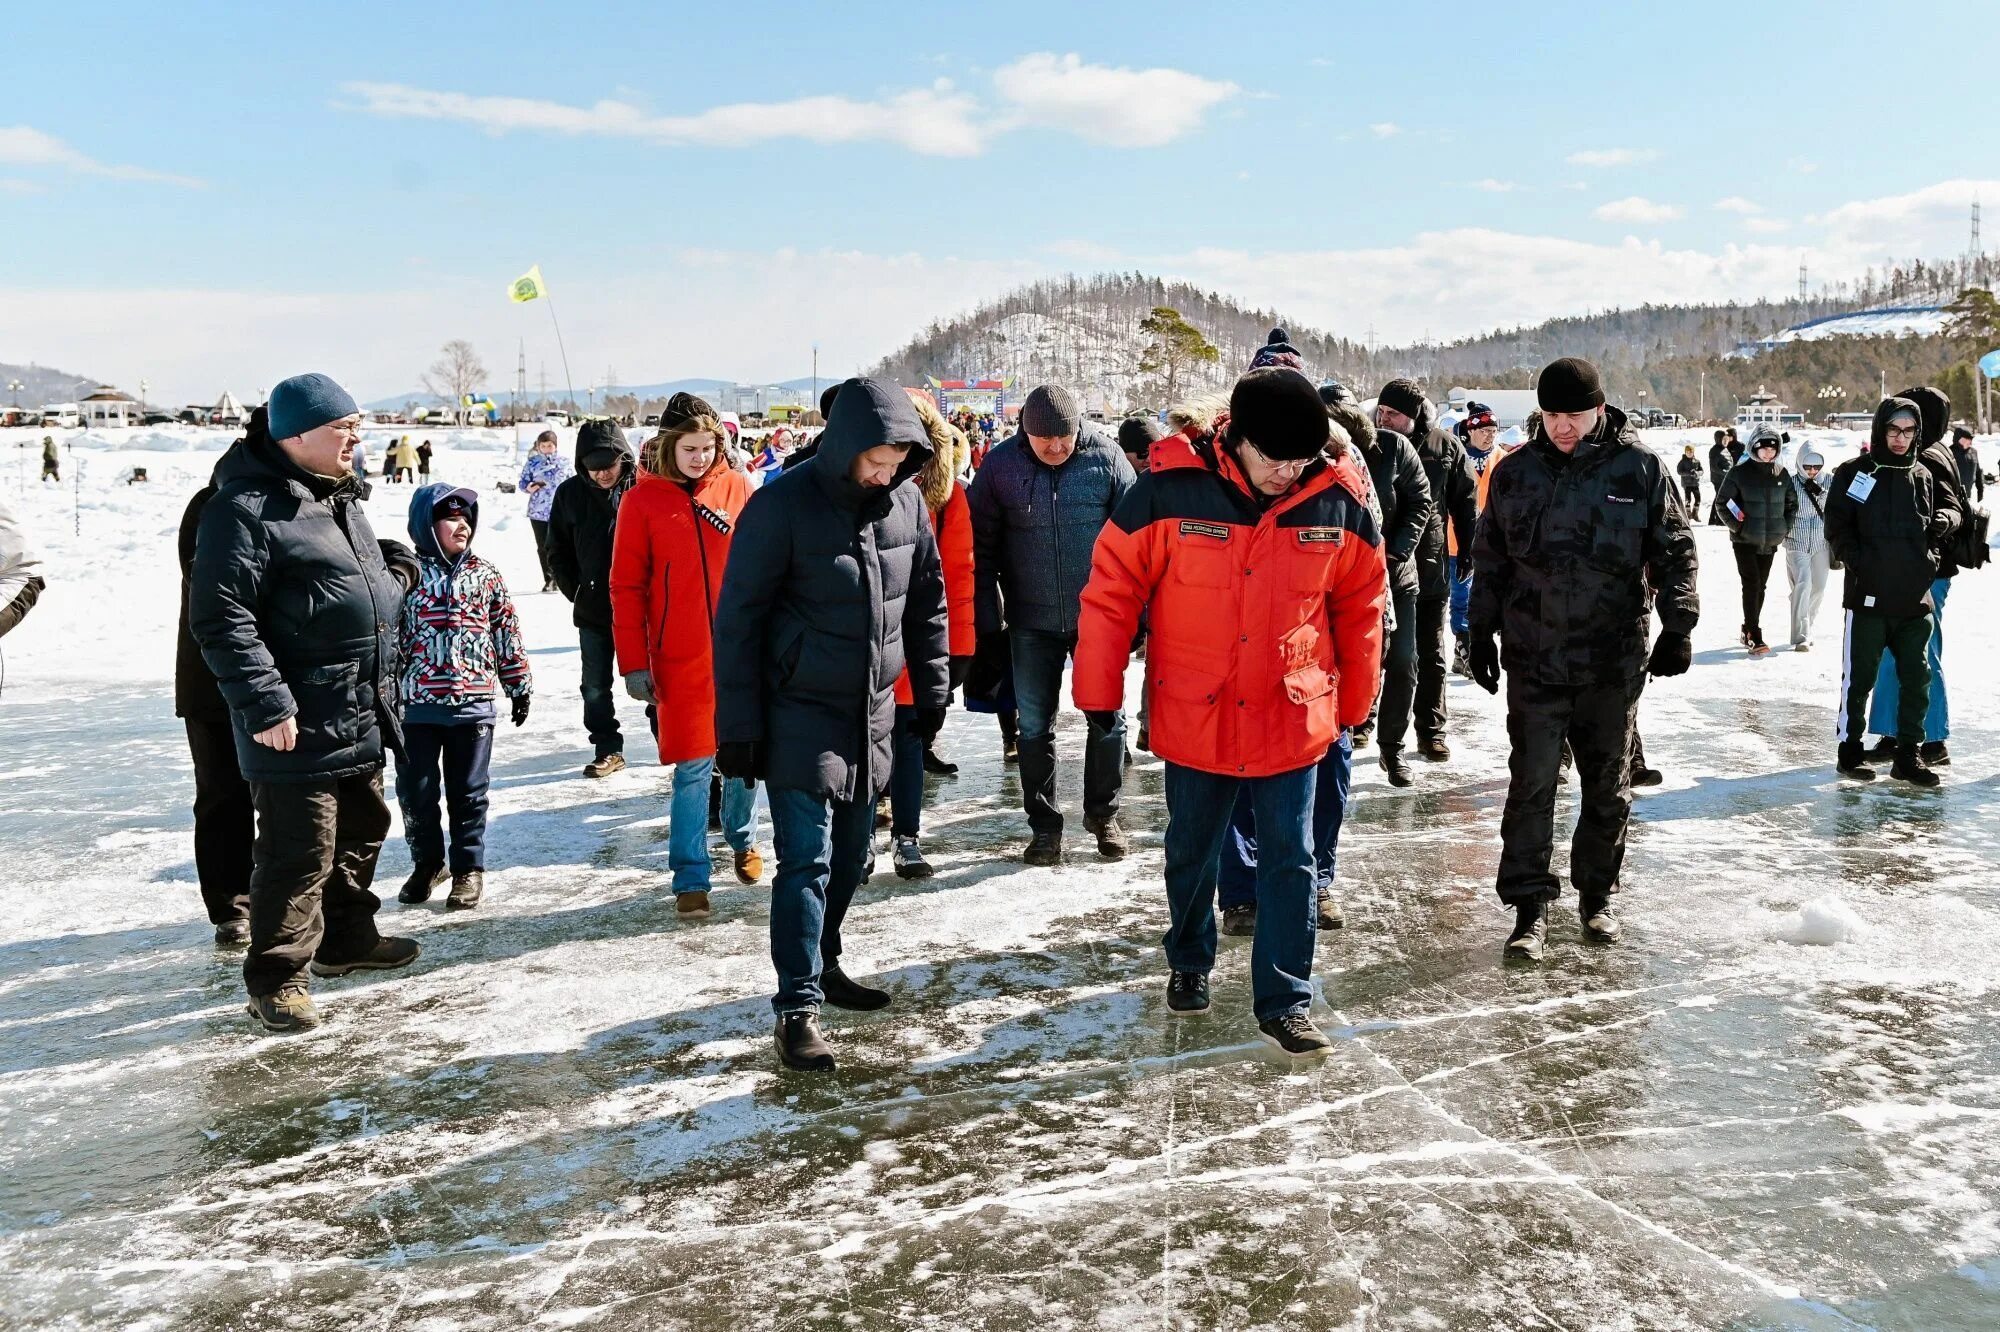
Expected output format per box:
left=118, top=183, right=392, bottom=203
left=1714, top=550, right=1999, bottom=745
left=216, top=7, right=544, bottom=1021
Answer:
left=711, top=378, right=950, bottom=802
left=1786, top=447, right=1829, bottom=552
left=1707, top=438, right=1732, bottom=489
left=398, top=484, right=531, bottom=714
left=1073, top=416, right=1386, bottom=778
left=1403, top=400, right=1481, bottom=588
left=1715, top=439, right=1798, bottom=554
left=1895, top=386, right=1971, bottom=578
left=895, top=396, right=976, bottom=706
left=518, top=448, right=570, bottom=523
left=1824, top=398, right=1954, bottom=619
left=1468, top=405, right=1699, bottom=687
left=188, top=430, right=408, bottom=782
left=609, top=443, right=754, bottom=763
left=1338, top=406, right=1431, bottom=602
left=966, top=421, right=1134, bottom=637
left=545, top=428, right=637, bottom=631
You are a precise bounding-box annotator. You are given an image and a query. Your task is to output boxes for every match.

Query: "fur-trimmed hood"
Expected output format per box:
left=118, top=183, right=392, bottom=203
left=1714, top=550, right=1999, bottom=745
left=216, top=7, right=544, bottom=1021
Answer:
left=903, top=387, right=969, bottom=510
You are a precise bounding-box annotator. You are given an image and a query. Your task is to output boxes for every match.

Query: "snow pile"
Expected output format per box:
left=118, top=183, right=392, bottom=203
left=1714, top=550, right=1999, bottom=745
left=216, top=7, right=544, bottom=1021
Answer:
left=1776, top=896, right=1870, bottom=946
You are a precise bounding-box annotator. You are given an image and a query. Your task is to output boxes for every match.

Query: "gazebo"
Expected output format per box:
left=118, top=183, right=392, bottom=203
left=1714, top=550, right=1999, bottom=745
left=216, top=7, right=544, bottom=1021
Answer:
left=80, top=386, right=139, bottom=428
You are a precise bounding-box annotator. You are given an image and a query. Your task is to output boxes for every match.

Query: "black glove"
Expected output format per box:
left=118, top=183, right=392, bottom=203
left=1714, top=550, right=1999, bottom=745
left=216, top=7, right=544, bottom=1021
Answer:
left=948, top=656, right=971, bottom=692
left=914, top=706, right=947, bottom=742
left=1647, top=631, right=1692, bottom=678
left=511, top=694, right=531, bottom=727
left=1927, top=510, right=1952, bottom=541
left=715, top=740, right=764, bottom=783
left=1467, top=629, right=1500, bottom=695
left=377, top=538, right=420, bottom=593
left=965, top=632, right=1009, bottom=700
left=1083, top=709, right=1120, bottom=734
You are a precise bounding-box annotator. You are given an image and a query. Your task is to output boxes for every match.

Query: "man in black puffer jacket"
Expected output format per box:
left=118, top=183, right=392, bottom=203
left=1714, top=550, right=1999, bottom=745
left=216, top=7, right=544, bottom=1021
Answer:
left=1467, top=358, right=1698, bottom=961
left=1373, top=379, right=1476, bottom=779
left=545, top=418, right=642, bottom=776
left=1714, top=428, right=1798, bottom=654
left=189, top=375, right=422, bottom=1033
left=966, top=384, right=1135, bottom=864
left=713, top=378, right=949, bottom=1072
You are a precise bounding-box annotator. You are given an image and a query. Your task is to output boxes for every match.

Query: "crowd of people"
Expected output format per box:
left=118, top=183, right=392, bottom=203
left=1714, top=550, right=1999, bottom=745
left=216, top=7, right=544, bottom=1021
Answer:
left=123, top=338, right=1988, bottom=1069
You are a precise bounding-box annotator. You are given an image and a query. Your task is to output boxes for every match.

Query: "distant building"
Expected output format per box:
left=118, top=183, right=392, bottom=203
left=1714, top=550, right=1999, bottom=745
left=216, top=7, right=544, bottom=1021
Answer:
left=730, top=384, right=806, bottom=419
left=80, top=386, right=139, bottom=428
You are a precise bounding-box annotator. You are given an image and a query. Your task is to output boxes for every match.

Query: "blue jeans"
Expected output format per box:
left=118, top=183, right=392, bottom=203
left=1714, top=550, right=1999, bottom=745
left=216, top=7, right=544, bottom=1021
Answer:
left=889, top=705, right=926, bottom=837
left=669, top=757, right=756, bottom=891
left=1219, top=733, right=1352, bottom=909
left=396, top=720, right=494, bottom=873
left=1011, top=627, right=1124, bottom=831
left=767, top=784, right=875, bottom=1014
left=1448, top=555, right=1472, bottom=638
left=1869, top=577, right=1949, bottom=741
left=1163, top=761, right=1318, bottom=1022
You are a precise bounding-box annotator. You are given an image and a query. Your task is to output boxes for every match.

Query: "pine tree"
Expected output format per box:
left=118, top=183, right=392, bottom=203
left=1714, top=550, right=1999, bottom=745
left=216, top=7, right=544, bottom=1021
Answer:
left=1136, top=306, right=1221, bottom=402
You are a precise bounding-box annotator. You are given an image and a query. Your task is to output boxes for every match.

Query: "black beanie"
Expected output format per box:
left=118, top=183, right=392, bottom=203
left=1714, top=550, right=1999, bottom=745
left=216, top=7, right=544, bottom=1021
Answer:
left=1319, top=381, right=1356, bottom=409
left=1117, top=415, right=1166, bottom=457
left=1376, top=378, right=1428, bottom=421
left=661, top=391, right=716, bottom=431
left=1229, top=368, right=1330, bottom=462
left=1536, top=357, right=1605, bottom=412
left=1021, top=384, right=1082, bottom=438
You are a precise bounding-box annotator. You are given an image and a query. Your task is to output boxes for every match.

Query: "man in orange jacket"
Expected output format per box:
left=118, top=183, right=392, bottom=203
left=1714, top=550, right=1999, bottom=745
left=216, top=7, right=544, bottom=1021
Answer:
left=1073, top=368, right=1386, bottom=1056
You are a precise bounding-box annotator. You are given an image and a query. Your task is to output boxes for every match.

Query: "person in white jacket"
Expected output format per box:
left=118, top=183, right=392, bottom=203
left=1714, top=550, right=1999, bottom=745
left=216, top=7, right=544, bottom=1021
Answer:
left=1784, top=443, right=1833, bottom=650
left=0, top=490, right=45, bottom=640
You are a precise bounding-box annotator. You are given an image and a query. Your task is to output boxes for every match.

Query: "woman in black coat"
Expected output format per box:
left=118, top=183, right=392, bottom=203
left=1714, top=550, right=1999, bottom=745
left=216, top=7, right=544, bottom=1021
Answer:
left=1714, top=430, right=1799, bottom=654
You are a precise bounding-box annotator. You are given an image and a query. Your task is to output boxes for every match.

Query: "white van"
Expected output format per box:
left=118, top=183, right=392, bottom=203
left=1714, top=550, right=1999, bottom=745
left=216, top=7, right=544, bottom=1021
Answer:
left=40, top=404, right=81, bottom=429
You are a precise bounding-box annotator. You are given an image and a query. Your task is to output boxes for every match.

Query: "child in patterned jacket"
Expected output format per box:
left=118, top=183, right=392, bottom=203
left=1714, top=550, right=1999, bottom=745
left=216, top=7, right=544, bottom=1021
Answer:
left=394, top=484, right=533, bottom=910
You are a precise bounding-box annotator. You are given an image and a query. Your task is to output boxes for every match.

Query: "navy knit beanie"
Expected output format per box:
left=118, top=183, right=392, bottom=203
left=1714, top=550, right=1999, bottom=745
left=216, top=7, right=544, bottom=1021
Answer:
left=268, top=373, right=359, bottom=441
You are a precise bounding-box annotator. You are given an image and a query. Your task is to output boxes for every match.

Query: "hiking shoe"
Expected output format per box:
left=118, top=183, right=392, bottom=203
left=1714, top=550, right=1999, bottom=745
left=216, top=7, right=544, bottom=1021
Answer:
left=1866, top=736, right=1897, bottom=760
left=1023, top=830, right=1063, bottom=866
left=1380, top=749, right=1413, bottom=787
left=1165, top=969, right=1210, bottom=1015
left=1418, top=735, right=1451, bottom=762
left=1504, top=903, right=1547, bottom=961
left=213, top=918, right=251, bottom=947
left=1920, top=740, right=1951, bottom=767
left=1258, top=1011, right=1333, bottom=1057
left=1891, top=742, right=1940, bottom=788
left=1086, top=815, right=1129, bottom=860
left=1220, top=903, right=1257, bottom=936
left=398, top=862, right=446, bottom=904
left=446, top=871, right=483, bottom=911
left=583, top=753, right=626, bottom=778
left=1836, top=742, right=1877, bottom=782
left=1630, top=766, right=1664, bottom=788
left=734, top=846, right=764, bottom=884
left=775, top=1012, right=836, bottom=1071
left=246, top=981, right=319, bottom=1033
left=310, top=936, right=420, bottom=978
left=892, top=835, right=933, bottom=880
left=922, top=745, right=958, bottom=776
left=1580, top=894, right=1622, bottom=943
left=821, top=964, right=892, bottom=1011
left=1349, top=722, right=1373, bottom=750
left=676, top=890, right=712, bottom=919
left=1316, top=888, right=1343, bottom=931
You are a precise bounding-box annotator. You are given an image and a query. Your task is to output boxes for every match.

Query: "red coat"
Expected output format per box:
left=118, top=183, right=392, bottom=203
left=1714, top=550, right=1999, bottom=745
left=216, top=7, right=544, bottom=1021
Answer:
left=1073, top=426, right=1386, bottom=778
left=895, top=482, right=974, bottom=705
left=609, top=461, right=753, bottom=763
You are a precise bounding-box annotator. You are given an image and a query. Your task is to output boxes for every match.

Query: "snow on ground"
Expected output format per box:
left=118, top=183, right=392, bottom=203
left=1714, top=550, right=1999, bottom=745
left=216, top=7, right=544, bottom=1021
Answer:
left=3, top=427, right=2000, bottom=1329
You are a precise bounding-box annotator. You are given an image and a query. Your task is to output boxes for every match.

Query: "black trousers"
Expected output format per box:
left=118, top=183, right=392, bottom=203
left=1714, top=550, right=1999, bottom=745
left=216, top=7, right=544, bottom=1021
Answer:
left=1413, top=593, right=1449, bottom=741
left=530, top=518, right=553, bottom=583
left=1732, top=545, right=1777, bottom=640
left=1373, top=586, right=1418, bottom=752
left=1496, top=674, right=1642, bottom=906
left=184, top=718, right=252, bottom=926
left=244, top=768, right=391, bottom=996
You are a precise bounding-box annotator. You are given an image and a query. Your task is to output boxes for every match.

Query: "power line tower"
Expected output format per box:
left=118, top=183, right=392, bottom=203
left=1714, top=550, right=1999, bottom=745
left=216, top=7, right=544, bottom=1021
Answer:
left=1798, top=259, right=1808, bottom=303
left=1972, top=200, right=1984, bottom=286
left=514, top=340, right=527, bottom=422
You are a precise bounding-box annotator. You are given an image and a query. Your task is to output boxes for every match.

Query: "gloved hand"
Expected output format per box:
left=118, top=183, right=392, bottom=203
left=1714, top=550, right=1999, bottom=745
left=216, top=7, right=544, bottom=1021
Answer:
left=715, top=740, right=764, bottom=782
left=1927, top=510, right=1953, bottom=541
left=948, top=656, right=971, bottom=692
left=1467, top=629, right=1501, bottom=695
left=623, top=670, right=655, bottom=703
left=965, top=632, right=1009, bottom=700
left=1647, top=630, right=1692, bottom=678
left=511, top=694, right=531, bottom=727
left=914, top=706, right=948, bottom=742
left=1083, top=710, right=1121, bottom=734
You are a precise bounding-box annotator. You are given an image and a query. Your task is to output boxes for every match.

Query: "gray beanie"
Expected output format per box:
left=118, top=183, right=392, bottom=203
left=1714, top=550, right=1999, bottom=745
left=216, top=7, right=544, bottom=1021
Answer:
left=1020, top=385, right=1081, bottom=438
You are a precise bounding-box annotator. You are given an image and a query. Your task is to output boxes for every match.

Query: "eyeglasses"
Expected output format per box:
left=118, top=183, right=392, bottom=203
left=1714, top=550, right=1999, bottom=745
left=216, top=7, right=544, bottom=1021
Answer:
left=327, top=420, right=363, bottom=440
left=1243, top=440, right=1309, bottom=476
left=1885, top=426, right=1918, bottom=441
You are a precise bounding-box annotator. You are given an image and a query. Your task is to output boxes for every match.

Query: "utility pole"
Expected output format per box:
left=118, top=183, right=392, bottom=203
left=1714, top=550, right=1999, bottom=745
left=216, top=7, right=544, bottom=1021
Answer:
left=538, top=363, right=549, bottom=416
left=811, top=342, right=819, bottom=415
left=1798, top=259, right=1808, bottom=303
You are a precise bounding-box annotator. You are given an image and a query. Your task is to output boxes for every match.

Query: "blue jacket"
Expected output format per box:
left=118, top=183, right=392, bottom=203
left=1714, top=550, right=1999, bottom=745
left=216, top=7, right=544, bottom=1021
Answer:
left=966, top=425, right=1134, bottom=637
left=518, top=451, right=569, bottom=522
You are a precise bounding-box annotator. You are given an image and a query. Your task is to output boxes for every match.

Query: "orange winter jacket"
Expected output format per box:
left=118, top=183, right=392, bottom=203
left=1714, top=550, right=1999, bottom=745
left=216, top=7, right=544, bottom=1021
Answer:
left=895, top=482, right=974, bottom=706
left=1073, top=425, right=1387, bottom=778
left=609, top=460, right=753, bottom=764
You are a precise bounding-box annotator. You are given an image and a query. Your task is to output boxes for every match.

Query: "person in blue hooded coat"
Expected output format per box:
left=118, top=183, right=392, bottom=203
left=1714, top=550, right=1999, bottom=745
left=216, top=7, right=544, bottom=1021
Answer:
left=711, top=377, right=950, bottom=1072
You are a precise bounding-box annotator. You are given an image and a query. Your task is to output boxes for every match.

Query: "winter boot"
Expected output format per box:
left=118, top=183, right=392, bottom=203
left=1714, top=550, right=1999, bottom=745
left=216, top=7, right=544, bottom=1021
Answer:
left=1258, top=1011, right=1334, bottom=1058
left=1418, top=735, right=1451, bottom=762
left=1920, top=740, right=1951, bottom=767
left=821, top=964, right=892, bottom=1011
left=775, top=1012, right=836, bottom=1071
left=1630, top=764, right=1664, bottom=788
left=1451, top=634, right=1471, bottom=678
left=1086, top=814, right=1129, bottom=860
left=1165, top=969, right=1211, bottom=1016
left=734, top=846, right=764, bottom=884
left=246, top=980, right=319, bottom=1034
left=1023, top=829, right=1063, bottom=867
left=923, top=743, right=958, bottom=776
left=1891, top=741, right=1940, bottom=788
left=399, top=862, right=446, bottom=905
left=583, top=752, right=626, bottom=778
left=675, top=890, right=712, bottom=919
left=999, top=712, right=1020, bottom=765
left=1349, top=721, right=1373, bottom=750
left=310, top=936, right=420, bottom=978
left=1316, top=887, right=1343, bottom=931
left=1866, top=735, right=1897, bottom=761
left=1380, top=748, right=1413, bottom=788
left=1220, top=903, right=1257, bottom=937
left=213, top=918, right=251, bottom=947
left=446, top=871, right=483, bottom=911
left=1836, top=742, right=1877, bottom=781
left=892, top=835, right=933, bottom=880
left=1504, top=903, right=1547, bottom=961
left=1579, top=892, right=1621, bottom=943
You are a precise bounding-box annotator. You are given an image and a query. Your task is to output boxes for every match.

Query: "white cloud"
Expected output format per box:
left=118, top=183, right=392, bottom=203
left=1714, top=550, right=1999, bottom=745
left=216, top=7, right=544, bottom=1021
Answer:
left=0, top=177, right=46, bottom=195
left=990, top=53, right=1237, bottom=148
left=1566, top=147, right=1659, bottom=168
left=1743, top=217, right=1791, bottom=234
left=1592, top=196, right=1685, bottom=224
left=1473, top=178, right=1517, bottom=193
left=1714, top=196, right=1763, bottom=215
left=1369, top=122, right=1401, bottom=139
left=1809, top=177, right=1996, bottom=247
left=0, top=126, right=201, bottom=187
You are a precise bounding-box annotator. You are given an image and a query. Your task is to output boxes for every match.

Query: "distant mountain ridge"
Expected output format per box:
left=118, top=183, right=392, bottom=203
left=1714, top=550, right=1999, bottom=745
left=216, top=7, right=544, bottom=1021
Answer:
left=1, top=361, right=101, bottom=407
left=362, top=375, right=822, bottom=414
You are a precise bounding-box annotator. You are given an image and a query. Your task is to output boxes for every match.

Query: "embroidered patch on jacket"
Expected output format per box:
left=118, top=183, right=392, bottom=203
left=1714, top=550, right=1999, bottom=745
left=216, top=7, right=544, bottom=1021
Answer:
left=1178, top=520, right=1231, bottom=540
left=1295, top=527, right=1345, bottom=545
left=1604, top=493, right=1639, bottom=505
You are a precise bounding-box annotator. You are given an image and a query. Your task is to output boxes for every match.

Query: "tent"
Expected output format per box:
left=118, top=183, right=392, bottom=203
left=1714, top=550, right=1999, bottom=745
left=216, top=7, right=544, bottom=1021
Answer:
left=212, top=391, right=246, bottom=425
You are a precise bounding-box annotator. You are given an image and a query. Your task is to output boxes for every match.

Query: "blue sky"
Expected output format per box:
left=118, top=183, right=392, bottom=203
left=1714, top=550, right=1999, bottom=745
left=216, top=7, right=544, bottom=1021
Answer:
left=4, top=0, right=1995, bottom=403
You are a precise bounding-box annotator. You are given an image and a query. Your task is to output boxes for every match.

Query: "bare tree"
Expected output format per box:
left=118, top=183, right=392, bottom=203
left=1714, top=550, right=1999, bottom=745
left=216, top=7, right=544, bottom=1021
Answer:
left=421, top=340, right=488, bottom=426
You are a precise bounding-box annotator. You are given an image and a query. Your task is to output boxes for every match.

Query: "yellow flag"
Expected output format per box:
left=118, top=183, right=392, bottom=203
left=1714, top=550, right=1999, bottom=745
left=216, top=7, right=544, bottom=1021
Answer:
left=508, top=265, right=546, bottom=304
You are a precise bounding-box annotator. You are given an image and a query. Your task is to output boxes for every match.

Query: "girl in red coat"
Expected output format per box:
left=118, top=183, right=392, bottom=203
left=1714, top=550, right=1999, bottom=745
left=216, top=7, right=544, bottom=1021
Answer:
left=610, top=395, right=761, bottom=916
left=886, top=390, right=977, bottom=878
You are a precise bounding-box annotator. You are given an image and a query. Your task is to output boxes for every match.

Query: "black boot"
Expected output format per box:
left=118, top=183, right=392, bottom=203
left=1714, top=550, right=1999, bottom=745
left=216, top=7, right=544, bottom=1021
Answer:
left=1891, top=741, right=1940, bottom=787
left=399, top=862, right=446, bottom=904
left=1380, top=748, right=1413, bottom=787
left=1023, top=829, right=1063, bottom=866
left=1579, top=892, right=1621, bottom=943
left=1836, top=741, right=1876, bottom=781
left=1866, top=735, right=1897, bottom=760
left=775, top=1012, right=836, bottom=1071
left=1505, top=902, right=1547, bottom=960
left=1920, top=740, right=1950, bottom=767
left=922, top=743, right=959, bottom=776
left=821, top=964, right=892, bottom=1011
left=999, top=711, right=1020, bottom=765
left=446, top=871, right=484, bottom=911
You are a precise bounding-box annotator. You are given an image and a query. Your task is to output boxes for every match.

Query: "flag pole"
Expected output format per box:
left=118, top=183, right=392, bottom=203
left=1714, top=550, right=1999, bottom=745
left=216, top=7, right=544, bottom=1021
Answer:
left=545, top=297, right=578, bottom=417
